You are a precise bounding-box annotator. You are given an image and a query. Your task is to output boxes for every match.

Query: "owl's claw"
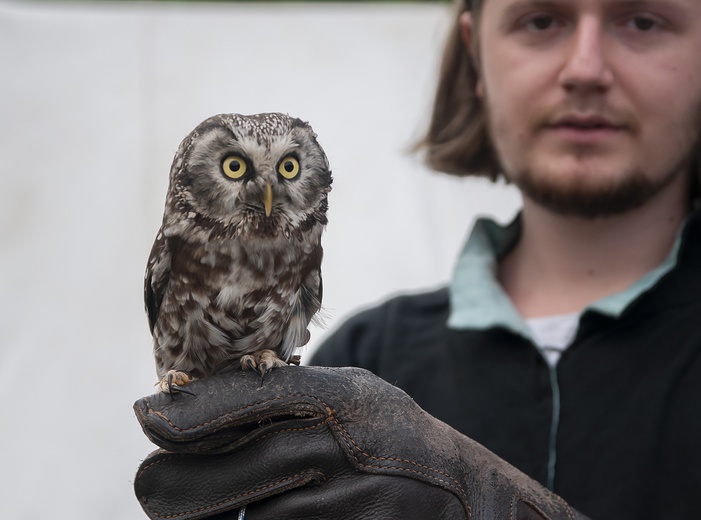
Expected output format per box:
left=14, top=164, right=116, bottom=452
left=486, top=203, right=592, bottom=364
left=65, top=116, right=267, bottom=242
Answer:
left=157, top=370, right=196, bottom=398
left=245, top=357, right=257, bottom=372
left=258, top=360, right=274, bottom=377
left=168, top=383, right=196, bottom=398
left=242, top=357, right=266, bottom=386
left=241, top=349, right=288, bottom=381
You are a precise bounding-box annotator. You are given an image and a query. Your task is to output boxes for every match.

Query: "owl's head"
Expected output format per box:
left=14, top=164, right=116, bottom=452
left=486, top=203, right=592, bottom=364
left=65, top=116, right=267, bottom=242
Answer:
left=165, top=113, right=332, bottom=239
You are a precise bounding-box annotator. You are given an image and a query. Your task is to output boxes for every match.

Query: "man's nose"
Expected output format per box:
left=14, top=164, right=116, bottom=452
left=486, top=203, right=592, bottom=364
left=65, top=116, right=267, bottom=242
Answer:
left=558, top=16, right=614, bottom=93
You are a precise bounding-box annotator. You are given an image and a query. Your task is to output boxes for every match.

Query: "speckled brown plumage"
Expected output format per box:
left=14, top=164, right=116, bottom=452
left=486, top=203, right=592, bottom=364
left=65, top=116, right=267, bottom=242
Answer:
left=144, top=113, right=332, bottom=391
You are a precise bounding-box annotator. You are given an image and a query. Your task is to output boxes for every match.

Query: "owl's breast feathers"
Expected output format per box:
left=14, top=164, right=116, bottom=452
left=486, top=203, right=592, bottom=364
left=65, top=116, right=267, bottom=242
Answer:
left=146, top=217, right=324, bottom=379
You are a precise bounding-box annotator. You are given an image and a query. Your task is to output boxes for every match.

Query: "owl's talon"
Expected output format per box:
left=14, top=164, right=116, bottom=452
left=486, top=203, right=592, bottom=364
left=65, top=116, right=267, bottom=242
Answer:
left=157, top=370, right=196, bottom=397
left=245, top=357, right=256, bottom=372
left=170, top=384, right=196, bottom=397
left=241, top=350, right=287, bottom=380
left=257, top=365, right=273, bottom=386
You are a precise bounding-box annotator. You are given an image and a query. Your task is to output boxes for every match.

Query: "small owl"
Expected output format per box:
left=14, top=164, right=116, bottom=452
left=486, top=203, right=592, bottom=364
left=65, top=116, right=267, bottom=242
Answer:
left=145, top=113, right=332, bottom=393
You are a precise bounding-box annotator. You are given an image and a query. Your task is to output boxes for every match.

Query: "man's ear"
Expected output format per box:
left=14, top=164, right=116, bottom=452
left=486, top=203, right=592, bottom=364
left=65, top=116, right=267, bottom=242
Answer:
left=459, top=11, right=484, bottom=98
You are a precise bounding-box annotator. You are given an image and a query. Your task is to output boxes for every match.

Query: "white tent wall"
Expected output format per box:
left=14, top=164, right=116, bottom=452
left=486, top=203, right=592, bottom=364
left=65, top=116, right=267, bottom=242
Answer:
left=0, top=2, right=520, bottom=518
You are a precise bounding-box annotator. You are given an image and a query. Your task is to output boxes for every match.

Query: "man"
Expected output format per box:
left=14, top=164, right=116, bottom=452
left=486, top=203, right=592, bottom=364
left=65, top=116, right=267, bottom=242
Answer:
left=134, top=0, right=701, bottom=518
left=310, top=0, right=701, bottom=513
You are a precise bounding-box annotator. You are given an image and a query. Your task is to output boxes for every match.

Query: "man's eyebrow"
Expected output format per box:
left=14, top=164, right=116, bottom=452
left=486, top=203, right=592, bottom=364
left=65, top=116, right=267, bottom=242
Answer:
left=497, top=0, right=568, bottom=26
left=603, top=0, right=694, bottom=11
left=499, top=0, right=691, bottom=18
left=501, top=0, right=685, bottom=7
left=498, top=0, right=577, bottom=17
left=604, top=0, right=693, bottom=19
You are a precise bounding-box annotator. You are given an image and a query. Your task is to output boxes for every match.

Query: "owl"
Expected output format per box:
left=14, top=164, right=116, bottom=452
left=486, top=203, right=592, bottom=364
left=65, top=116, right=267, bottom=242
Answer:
left=145, top=113, right=332, bottom=394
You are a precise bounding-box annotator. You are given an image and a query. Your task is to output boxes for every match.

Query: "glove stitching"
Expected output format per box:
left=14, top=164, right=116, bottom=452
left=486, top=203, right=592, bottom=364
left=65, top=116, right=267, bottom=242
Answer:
left=510, top=496, right=545, bottom=520
left=328, top=413, right=472, bottom=518
left=510, top=494, right=576, bottom=520
left=136, top=423, right=329, bottom=519
left=143, top=394, right=328, bottom=433
left=253, top=419, right=330, bottom=443
left=552, top=493, right=576, bottom=520
left=136, top=455, right=171, bottom=483
left=136, top=422, right=326, bottom=480
left=141, top=393, right=476, bottom=518
left=139, top=467, right=323, bottom=520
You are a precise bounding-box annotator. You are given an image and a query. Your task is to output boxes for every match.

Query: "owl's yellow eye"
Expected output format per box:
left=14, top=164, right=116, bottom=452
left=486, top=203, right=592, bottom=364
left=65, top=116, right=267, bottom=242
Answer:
left=222, top=155, right=248, bottom=179
left=278, top=156, right=300, bottom=180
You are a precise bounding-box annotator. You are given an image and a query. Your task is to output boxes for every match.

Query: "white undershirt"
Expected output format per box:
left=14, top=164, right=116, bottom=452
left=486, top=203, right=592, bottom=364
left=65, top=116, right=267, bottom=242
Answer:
left=526, top=312, right=580, bottom=367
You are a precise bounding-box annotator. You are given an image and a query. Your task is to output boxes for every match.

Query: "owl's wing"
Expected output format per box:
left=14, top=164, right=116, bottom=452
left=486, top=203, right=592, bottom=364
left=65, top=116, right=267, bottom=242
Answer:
left=301, top=268, right=324, bottom=327
left=144, top=228, right=172, bottom=334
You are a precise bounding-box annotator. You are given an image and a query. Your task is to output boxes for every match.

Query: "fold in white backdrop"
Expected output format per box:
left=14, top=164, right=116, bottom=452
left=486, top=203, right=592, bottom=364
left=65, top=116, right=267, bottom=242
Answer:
left=0, top=2, right=519, bottom=518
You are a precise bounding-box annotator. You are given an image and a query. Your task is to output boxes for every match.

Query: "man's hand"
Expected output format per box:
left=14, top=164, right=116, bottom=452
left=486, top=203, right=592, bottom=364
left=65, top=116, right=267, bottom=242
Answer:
left=134, top=366, right=589, bottom=520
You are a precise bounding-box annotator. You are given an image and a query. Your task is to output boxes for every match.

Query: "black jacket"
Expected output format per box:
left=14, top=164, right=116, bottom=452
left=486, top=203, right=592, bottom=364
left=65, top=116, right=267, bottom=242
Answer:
left=311, top=211, right=701, bottom=520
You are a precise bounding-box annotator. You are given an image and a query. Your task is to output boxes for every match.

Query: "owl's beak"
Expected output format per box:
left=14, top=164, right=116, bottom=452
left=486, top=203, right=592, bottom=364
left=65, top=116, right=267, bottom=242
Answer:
left=263, top=182, right=273, bottom=217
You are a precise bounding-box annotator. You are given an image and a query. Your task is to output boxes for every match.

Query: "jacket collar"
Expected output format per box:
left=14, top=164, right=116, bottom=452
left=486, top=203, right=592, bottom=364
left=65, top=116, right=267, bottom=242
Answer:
left=447, top=212, right=685, bottom=338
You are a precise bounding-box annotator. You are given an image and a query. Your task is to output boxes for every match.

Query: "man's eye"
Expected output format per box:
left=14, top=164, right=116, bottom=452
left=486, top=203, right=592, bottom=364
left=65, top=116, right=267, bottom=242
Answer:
left=628, top=16, right=658, bottom=31
left=527, top=15, right=556, bottom=31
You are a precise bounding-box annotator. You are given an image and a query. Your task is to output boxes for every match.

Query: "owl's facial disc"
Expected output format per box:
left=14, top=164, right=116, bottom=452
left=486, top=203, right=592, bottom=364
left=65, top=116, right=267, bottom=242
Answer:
left=170, top=113, right=331, bottom=237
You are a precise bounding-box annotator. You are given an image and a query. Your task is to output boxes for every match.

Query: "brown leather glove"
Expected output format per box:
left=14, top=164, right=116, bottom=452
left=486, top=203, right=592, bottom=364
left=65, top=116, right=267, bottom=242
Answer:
left=134, top=366, right=590, bottom=520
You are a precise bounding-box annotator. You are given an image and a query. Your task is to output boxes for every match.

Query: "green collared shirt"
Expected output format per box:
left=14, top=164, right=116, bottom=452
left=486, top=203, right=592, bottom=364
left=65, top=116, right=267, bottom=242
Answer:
left=447, top=214, right=683, bottom=344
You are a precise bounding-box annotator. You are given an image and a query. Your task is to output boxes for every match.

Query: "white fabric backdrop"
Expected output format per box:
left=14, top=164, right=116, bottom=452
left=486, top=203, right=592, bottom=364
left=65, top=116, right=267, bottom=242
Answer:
left=0, top=1, right=520, bottom=518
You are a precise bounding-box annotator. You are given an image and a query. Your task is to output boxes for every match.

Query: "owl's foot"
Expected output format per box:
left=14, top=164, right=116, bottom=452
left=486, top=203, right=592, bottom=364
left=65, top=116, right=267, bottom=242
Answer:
left=157, top=370, right=197, bottom=398
left=241, top=349, right=288, bottom=378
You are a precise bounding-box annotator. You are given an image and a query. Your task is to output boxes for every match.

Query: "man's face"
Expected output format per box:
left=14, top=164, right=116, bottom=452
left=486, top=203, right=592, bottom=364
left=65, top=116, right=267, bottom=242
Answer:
left=466, top=0, right=701, bottom=217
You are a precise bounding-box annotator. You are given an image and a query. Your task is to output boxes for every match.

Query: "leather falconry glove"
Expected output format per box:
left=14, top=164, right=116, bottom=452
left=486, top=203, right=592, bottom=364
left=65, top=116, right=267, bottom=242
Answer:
left=134, top=366, right=590, bottom=520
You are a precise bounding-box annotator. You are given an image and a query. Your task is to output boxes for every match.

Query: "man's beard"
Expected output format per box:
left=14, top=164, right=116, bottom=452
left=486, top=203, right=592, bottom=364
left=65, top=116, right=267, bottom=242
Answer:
left=485, top=99, right=701, bottom=220
left=511, top=163, right=686, bottom=219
